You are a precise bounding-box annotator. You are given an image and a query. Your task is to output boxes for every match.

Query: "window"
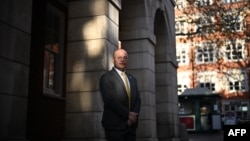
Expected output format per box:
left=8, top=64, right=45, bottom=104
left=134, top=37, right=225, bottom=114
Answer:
left=225, top=39, right=245, bottom=61
left=43, top=3, right=65, bottom=96
left=197, top=72, right=217, bottom=92
left=197, top=16, right=215, bottom=33
left=229, top=81, right=246, bottom=91
left=196, top=43, right=215, bottom=63
left=200, top=82, right=215, bottom=91
left=175, top=0, right=187, bottom=9
left=195, top=0, right=213, bottom=6
left=233, top=16, right=243, bottom=31
left=224, top=101, right=249, bottom=120
left=177, top=72, right=191, bottom=95
left=222, top=11, right=243, bottom=32
left=178, top=84, right=188, bottom=95
left=176, top=21, right=187, bottom=34
left=226, top=69, right=248, bottom=92
left=240, top=102, right=249, bottom=118
left=179, top=102, right=194, bottom=115
left=223, top=0, right=241, bottom=3
left=176, top=44, right=189, bottom=65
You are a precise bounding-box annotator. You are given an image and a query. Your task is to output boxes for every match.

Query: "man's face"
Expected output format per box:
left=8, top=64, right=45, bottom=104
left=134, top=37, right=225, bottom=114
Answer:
left=113, top=49, right=128, bottom=71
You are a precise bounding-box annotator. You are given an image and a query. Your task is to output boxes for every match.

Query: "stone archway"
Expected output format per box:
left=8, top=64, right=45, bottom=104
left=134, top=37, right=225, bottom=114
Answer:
left=154, top=9, right=180, bottom=140
left=119, top=0, right=179, bottom=141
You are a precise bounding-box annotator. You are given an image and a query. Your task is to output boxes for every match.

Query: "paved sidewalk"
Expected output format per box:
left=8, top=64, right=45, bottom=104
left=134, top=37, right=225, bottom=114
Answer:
left=188, top=131, right=224, bottom=141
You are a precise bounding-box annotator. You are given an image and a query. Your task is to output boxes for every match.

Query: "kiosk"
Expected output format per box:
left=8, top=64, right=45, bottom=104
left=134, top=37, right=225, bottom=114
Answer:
left=179, top=87, right=222, bottom=132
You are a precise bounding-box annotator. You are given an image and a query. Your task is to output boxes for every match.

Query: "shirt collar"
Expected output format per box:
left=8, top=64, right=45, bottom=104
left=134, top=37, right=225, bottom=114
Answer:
left=114, top=67, right=125, bottom=74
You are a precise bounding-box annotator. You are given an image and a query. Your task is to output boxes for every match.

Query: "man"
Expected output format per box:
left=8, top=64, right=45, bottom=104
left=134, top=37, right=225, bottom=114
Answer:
left=99, top=48, right=141, bottom=141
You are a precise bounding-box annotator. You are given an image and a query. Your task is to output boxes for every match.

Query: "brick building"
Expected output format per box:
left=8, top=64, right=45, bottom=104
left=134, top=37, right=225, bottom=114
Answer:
left=175, top=0, right=250, bottom=127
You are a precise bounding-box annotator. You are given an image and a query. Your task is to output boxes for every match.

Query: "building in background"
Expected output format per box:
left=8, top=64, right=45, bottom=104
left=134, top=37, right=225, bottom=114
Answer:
left=175, top=0, right=250, bottom=128
left=0, top=0, right=181, bottom=140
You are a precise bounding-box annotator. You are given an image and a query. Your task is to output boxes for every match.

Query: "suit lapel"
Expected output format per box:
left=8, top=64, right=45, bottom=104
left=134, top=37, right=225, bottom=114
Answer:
left=111, top=68, right=135, bottom=107
left=111, top=68, right=127, bottom=93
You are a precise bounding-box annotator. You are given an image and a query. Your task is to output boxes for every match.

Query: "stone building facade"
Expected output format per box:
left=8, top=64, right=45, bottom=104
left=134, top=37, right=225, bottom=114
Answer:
left=0, top=0, right=181, bottom=141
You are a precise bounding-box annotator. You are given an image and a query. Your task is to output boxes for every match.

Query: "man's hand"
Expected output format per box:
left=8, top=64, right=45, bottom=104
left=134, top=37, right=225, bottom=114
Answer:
left=127, top=119, right=133, bottom=127
left=129, top=112, right=138, bottom=124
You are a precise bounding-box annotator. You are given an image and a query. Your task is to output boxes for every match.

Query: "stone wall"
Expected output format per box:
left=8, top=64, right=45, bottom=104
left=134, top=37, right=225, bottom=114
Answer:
left=65, top=0, right=179, bottom=141
left=65, top=0, right=121, bottom=140
left=0, top=0, right=32, bottom=140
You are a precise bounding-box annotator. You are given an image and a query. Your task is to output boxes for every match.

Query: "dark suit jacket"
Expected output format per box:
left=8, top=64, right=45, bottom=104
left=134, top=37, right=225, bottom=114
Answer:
left=99, top=68, right=141, bottom=130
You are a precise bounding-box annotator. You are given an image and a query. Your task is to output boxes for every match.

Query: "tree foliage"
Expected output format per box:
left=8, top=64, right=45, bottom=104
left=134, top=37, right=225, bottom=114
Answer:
left=176, top=0, right=250, bottom=62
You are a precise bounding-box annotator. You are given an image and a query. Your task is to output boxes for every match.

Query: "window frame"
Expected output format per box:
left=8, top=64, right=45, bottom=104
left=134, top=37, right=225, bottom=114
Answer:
left=226, top=69, right=248, bottom=92
left=224, top=39, right=245, bottom=61
left=176, top=44, right=190, bottom=65
left=42, top=2, right=66, bottom=97
left=195, top=42, right=215, bottom=64
left=197, top=72, right=217, bottom=92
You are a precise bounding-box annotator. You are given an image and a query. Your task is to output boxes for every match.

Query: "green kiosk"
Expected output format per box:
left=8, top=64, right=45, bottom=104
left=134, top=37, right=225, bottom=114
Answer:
left=179, top=87, right=222, bottom=132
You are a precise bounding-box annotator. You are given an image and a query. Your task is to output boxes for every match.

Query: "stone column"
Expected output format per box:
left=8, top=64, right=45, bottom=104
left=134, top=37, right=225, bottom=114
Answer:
left=65, top=0, right=120, bottom=140
left=155, top=55, right=179, bottom=140
left=119, top=1, right=159, bottom=140
left=121, top=39, right=158, bottom=141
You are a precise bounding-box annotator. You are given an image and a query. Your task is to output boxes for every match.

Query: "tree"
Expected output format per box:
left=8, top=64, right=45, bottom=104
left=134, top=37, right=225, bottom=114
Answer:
left=176, top=0, right=250, bottom=64
left=175, top=0, right=250, bottom=98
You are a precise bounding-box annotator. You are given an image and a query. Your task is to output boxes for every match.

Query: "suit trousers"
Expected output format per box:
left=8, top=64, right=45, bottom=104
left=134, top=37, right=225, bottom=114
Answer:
left=105, top=126, right=136, bottom=141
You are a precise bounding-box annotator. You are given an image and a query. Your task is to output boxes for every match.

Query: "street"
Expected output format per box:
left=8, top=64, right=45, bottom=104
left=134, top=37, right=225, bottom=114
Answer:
left=188, top=131, right=224, bottom=141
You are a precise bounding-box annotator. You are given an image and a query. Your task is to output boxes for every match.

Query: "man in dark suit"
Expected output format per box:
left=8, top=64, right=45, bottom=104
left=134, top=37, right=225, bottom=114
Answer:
left=99, top=48, right=141, bottom=141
